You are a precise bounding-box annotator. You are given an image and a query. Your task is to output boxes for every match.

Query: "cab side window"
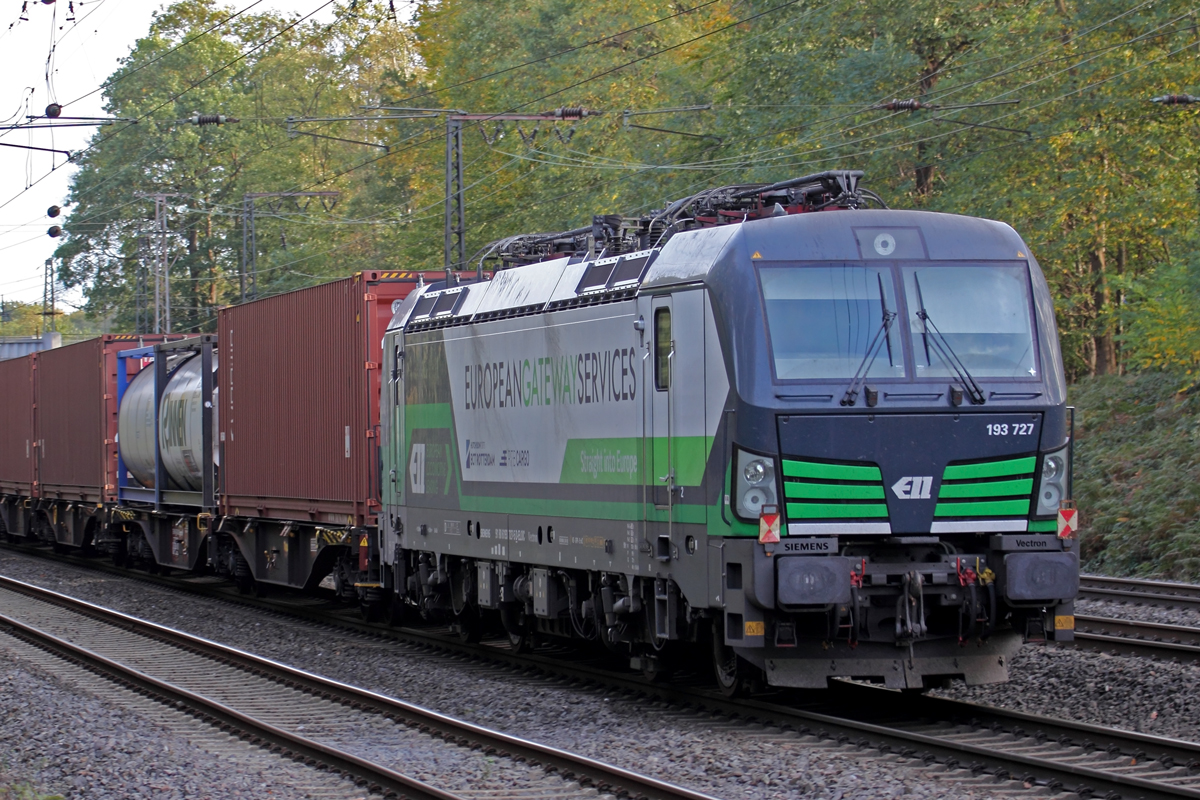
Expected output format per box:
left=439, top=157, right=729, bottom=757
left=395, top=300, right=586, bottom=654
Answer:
left=654, top=308, right=671, bottom=391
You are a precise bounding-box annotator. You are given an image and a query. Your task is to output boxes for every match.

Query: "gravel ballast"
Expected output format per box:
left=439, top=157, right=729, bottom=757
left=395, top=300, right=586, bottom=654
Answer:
left=934, top=640, right=1200, bottom=742
left=0, top=550, right=1161, bottom=799
left=0, top=643, right=374, bottom=800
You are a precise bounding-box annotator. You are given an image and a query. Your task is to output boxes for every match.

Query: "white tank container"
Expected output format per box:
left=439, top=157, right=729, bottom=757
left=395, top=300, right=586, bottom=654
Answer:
left=118, top=353, right=218, bottom=490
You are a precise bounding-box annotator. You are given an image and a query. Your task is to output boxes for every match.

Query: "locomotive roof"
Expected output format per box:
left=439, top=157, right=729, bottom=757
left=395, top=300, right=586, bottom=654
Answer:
left=388, top=208, right=1032, bottom=332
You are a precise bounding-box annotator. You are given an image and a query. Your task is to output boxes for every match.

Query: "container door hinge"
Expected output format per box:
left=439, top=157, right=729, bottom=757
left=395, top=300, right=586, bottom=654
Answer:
left=364, top=293, right=378, bottom=301
left=365, top=361, right=379, bottom=370
left=365, top=429, right=376, bottom=439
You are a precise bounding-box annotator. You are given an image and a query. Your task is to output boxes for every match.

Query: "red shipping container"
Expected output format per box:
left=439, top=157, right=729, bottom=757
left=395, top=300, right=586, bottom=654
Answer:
left=36, top=335, right=184, bottom=503
left=219, top=271, right=426, bottom=526
left=0, top=354, right=36, bottom=496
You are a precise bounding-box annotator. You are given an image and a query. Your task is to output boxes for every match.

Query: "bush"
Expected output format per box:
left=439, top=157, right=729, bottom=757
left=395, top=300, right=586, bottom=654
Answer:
left=1073, top=371, right=1200, bottom=580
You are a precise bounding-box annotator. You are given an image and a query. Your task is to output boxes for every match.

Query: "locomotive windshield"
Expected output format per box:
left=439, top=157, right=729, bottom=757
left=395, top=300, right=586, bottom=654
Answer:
left=903, top=263, right=1037, bottom=379
left=760, top=261, right=1038, bottom=382
left=759, top=263, right=905, bottom=380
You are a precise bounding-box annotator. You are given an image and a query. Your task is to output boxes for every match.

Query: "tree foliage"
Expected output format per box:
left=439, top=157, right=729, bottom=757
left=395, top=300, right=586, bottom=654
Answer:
left=51, top=0, right=1200, bottom=381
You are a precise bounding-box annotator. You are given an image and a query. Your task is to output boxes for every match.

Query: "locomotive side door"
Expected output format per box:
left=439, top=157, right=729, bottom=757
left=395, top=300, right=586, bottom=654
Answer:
left=647, top=295, right=675, bottom=546
left=383, top=331, right=406, bottom=512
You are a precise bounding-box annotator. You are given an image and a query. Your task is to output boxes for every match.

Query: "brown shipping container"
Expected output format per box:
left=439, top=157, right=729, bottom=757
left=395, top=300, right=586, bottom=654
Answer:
left=219, top=271, right=425, bottom=526
left=36, top=335, right=184, bottom=503
left=0, top=354, right=36, bottom=496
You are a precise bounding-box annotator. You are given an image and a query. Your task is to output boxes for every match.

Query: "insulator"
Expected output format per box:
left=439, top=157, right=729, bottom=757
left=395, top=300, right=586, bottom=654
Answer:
left=190, top=113, right=237, bottom=126
left=1151, top=94, right=1200, bottom=105
left=46, top=205, right=60, bottom=218
left=47, top=225, right=61, bottom=238
left=40, top=0, right=54, bottom=5
left=555, top=107, right=587, bottom=119
left=881, top=99, right=924, bottom=112
left=45, top=103, right=62, bottom=118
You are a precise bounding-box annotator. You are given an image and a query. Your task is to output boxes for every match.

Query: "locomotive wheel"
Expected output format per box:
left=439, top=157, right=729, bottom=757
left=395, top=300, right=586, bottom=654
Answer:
left=501, top=604, right=534, bottom=653
left=639, top=650, right=675, bottom=683
left=454, top=604, right=484, bottom=644
left=507, top=628, right=534, bottom=653
left=712, top=620, right=751, bottom=698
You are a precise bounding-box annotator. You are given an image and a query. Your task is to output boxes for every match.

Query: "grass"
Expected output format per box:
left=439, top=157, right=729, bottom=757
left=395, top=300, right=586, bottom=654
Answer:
left=0, top=783, right=63, bottom=800
left=1072, top=371, right=1200, bottom=581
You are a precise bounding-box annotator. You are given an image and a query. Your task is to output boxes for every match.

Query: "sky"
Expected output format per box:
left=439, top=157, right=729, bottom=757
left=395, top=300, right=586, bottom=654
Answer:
left=0, top=0, right=340, bottom=310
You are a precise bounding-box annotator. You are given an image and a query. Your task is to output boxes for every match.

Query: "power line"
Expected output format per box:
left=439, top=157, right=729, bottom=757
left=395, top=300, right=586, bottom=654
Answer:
left=58, top=0, right=269, bottom=112
left=0, top=0, right=339, bottom=217
left=392, top=0, right=725, bottom=106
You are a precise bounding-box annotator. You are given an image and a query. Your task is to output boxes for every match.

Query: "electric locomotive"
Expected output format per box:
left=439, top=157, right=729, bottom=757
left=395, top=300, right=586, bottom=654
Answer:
left=378, top=170, right=1079, bottom=693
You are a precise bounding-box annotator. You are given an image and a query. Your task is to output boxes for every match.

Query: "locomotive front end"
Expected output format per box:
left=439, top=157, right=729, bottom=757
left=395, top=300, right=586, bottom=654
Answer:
left=710, top=207, right=1077, bottom=691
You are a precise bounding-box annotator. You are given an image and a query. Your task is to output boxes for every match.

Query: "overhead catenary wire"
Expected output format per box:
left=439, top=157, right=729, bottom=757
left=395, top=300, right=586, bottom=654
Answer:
left=391, top=0, right=726, bottom=107
left=171, top=2, right=1200, bottom=281
left=0, top=0, right=339, bottom=217
left=10, top=0, right=1193, bottom=308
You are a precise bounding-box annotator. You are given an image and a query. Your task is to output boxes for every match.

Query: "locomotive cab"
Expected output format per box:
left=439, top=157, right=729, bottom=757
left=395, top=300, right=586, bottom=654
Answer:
left=701, top=206, right=1077, bottom=690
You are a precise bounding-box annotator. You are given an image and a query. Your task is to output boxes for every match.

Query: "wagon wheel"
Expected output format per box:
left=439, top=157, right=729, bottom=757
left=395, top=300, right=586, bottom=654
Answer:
left=359, top=595, right=385, bottom=623
left=386, top=593, right=413, bottom=628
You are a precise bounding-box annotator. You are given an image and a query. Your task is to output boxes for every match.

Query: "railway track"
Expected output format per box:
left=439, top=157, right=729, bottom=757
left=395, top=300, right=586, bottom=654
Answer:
left=1080, top=576, right=1200, bottom=609
left=1072, top=615, right=1200, bottom=663
left=0, top=573, right=719, bottom=800
left=7, top=544, right=1200, bottom=799
left=797, top=684, right=1200, bottom=800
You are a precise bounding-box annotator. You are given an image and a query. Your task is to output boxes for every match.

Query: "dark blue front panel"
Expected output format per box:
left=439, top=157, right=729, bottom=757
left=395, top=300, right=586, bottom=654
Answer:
left=777, top=413, right=1043, bottom=533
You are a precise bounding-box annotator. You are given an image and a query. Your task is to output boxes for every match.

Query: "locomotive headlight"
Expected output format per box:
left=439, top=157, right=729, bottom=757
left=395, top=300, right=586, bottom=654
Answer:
left=1042, top=454, right=1064, bottom=482
left=734, top=449, right=777, bottom=520
left=743, top=459, right=773, bottom=486
left=1035, top=445, right=1070, bottom=516
left=1038, top=482, right=1062, bottom=510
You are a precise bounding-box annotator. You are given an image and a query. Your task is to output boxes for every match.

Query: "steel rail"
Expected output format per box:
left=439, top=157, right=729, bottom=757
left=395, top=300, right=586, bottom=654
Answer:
left=0, top=609, right=461, bottom=800
left=5, top=546, right=1200, bottom=799
left=1081, top=575, right=1200, bottom=609
left=1072, top=615, right=1200, bottom=664
left=812, top=683, right=1200, bottom=800
left=0, top=574, right=721, bottom=800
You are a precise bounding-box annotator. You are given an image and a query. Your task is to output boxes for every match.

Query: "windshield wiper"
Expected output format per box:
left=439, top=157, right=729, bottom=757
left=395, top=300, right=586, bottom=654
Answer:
left=841, top=274, right=897, bottom=407
left=913, top=273, right=986, bottom=405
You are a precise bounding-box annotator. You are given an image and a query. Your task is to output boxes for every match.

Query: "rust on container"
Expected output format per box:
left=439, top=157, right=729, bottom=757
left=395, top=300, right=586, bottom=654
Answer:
left=0, top=354, right=36, bottom=496
left=219, top=273, right=426, bottom=526
left=36, top=334, right=185, bottom=503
